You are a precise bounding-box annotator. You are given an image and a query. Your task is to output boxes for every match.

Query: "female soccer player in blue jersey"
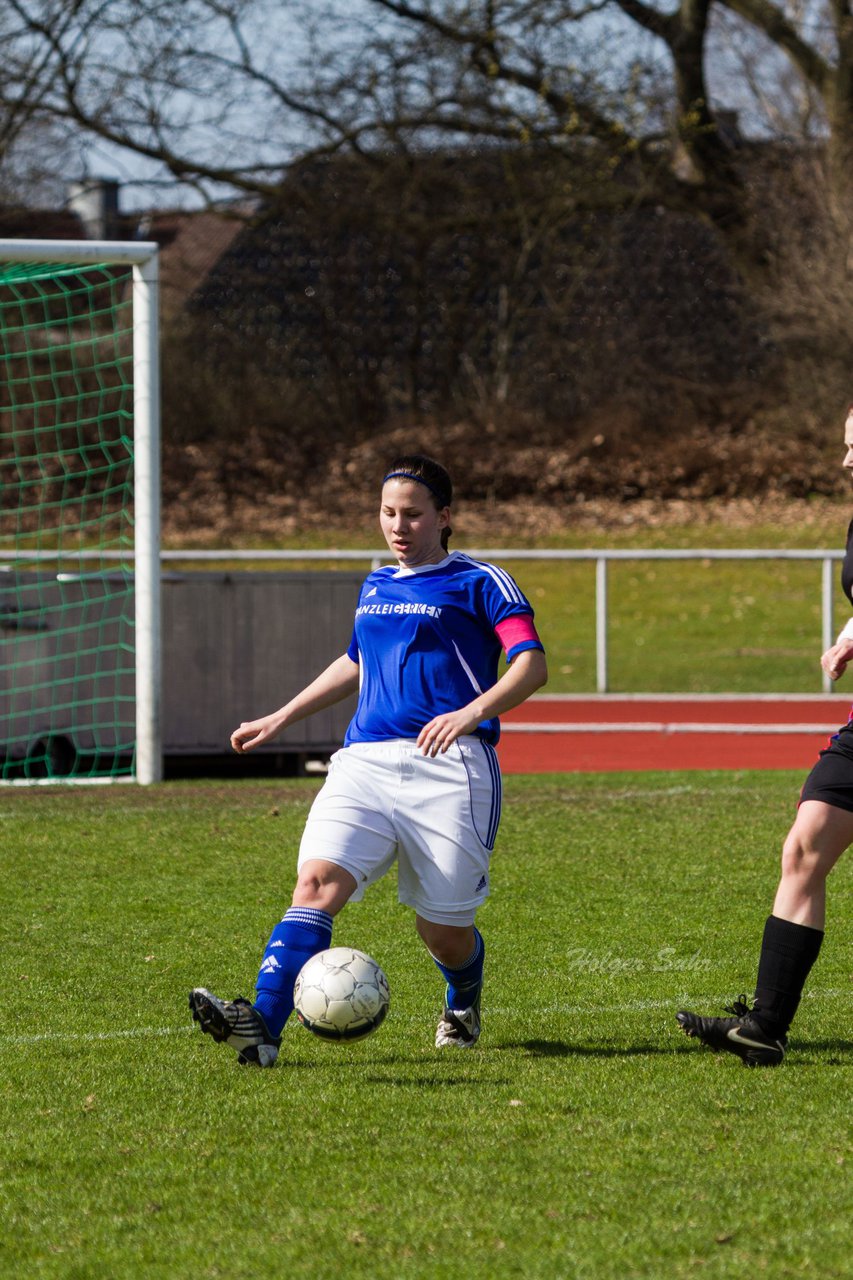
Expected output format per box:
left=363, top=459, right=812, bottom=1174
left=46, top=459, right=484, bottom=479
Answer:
left=678, top=406, right=853, bottom=1067
left=189, top=454, right=548, bottom=1066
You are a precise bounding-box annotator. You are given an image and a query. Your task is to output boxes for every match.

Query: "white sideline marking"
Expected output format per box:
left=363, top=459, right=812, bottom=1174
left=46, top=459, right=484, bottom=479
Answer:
left=0, top=990, right=846, bottom=1047
left=0, top=1025, right=193, bottom=1046
left=502, top=721, right=838, bottom=735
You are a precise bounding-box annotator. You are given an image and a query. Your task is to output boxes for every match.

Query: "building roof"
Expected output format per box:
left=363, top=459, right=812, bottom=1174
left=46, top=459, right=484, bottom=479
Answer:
left=0, top=196, right=249, bottom=320
left=141, top=209, right=247, bottom=319
left=0, top=207, right=88, bottom=240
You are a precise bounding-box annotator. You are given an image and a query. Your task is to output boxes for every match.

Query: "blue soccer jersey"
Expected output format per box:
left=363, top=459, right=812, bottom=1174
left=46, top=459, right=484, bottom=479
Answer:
left=344, top=551, right=544, bottom=745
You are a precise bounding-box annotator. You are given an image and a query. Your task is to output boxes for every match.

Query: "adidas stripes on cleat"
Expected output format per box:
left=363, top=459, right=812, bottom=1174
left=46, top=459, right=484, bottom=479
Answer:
left=435, top=995, right=481, bottom=1048
left=676, top=995, right=786, bottom=1067
left=189, top=988, right=281, bottom=1067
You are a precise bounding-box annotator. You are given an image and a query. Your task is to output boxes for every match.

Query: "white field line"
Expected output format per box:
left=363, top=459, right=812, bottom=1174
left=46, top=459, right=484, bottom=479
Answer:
left=0, top=990, right=847, bottom=1048
left=502, top=721, right=840, bottom=734
left=0, top=1025, right=194, bottom=1046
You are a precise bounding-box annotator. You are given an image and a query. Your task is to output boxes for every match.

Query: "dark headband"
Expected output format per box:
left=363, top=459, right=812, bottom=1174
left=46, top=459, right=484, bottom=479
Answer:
left=382, top=471, right=450, bottom=505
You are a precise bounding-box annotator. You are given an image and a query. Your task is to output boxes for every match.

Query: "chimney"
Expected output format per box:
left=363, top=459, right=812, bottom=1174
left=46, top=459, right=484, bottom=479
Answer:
left=67, top=179, right=121, bottom=240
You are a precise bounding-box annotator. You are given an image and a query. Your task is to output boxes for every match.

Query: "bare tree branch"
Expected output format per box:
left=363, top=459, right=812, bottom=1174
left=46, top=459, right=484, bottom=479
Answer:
left=717, top=0, right=831, bottom=91
left=0, top=0, right=850, bottom=254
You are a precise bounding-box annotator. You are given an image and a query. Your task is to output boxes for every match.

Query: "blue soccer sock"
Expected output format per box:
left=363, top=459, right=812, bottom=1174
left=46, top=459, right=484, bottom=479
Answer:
left=431, top=928, right=485, bottom=1011
left=253, top=906, right=333, bottom=1037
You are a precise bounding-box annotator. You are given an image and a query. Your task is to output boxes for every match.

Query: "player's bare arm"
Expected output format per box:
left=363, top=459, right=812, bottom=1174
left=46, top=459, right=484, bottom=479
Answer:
left=417, top=647, right=548, bottom=757
left=231, top=653, right=360, bottom=753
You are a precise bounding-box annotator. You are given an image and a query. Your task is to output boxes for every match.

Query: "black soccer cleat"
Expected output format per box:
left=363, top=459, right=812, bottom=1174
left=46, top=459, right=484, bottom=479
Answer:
left=676, top=995, right=786, bottom=1067
left=189, top=988, right=281, bottom=1067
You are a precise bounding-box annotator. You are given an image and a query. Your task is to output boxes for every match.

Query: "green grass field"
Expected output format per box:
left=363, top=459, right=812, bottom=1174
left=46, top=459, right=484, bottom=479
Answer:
left=1, top=773, right=850, bottom=1278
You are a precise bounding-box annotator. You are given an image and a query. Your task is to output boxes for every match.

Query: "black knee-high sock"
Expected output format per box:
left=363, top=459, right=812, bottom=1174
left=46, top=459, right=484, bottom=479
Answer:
left=752, top=915, right=824, bottom=1037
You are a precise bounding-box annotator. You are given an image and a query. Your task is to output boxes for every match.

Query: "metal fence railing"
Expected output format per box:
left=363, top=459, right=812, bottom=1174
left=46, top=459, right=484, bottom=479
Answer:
left=5, top=546, right=844, bottom=694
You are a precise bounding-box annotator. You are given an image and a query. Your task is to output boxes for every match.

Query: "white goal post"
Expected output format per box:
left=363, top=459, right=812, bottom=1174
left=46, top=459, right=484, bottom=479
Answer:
left=0, top=238, right=161, bottom=784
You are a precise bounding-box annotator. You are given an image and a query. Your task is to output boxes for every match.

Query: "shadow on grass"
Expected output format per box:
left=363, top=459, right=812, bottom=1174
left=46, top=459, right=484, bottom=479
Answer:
left=787, top=1040, right=853, bottom=1061
left=505, top=1039, right=673, bottom=1058
left=502, top=1038, right=853, bottom=1061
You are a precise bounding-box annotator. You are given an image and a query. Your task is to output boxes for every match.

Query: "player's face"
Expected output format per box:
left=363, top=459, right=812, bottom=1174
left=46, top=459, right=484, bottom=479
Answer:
left=844, top=407, right=853, bottom=478
left=380, top=478, right=449, bottom=566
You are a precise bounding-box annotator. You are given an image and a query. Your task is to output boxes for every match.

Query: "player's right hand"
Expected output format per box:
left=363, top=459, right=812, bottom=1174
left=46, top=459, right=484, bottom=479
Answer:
left=230, top=714, right=282, bottom=753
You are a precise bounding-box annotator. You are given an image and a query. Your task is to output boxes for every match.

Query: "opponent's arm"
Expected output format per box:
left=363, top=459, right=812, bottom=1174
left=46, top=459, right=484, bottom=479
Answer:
left=417, top=647, right=548, bottom=757
left=231, top=653, right=360, bottom=753
left=821, top=638, right=853, bottom=681
left=821, top=617, right=853, bottom=681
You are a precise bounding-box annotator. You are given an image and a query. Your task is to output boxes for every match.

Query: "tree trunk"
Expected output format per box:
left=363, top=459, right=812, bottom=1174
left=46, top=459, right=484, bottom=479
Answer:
left=826, top=17, right=853, bottom=270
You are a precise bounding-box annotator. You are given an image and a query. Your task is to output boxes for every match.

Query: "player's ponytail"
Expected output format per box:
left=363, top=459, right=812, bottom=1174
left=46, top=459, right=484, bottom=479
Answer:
left=383, top=454, right=453, bottom=549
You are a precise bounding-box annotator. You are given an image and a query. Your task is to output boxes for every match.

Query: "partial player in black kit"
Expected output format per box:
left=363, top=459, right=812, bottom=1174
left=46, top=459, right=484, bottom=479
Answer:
left=677, top=406, right=853, bottom=1066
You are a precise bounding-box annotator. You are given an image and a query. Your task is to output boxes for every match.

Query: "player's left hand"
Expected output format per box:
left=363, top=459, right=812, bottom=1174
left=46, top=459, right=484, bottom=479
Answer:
left=417, top=709, right=481, bottom=756
left=821, top=638, right=853, bottom=681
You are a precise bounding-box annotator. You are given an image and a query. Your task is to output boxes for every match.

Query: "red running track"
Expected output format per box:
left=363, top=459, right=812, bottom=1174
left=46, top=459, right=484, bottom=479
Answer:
left=497, top=694, right=853, bottom=774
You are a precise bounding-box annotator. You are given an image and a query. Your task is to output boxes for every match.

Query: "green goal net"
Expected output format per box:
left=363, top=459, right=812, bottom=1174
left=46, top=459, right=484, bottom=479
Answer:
left=0, top=245, right=161, bottom=783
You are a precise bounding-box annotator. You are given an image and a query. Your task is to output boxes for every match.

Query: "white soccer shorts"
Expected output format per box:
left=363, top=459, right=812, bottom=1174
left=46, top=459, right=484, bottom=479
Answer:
left=297, top=736, right=502, bottom=925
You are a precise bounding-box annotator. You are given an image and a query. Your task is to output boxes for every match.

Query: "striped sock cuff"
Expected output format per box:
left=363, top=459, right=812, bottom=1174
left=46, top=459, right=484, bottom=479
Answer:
left=283, top=906, right=333, bottom=934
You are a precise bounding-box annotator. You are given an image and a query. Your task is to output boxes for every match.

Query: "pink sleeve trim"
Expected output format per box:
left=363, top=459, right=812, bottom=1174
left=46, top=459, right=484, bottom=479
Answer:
left=495, top=614, right=541, bottom=652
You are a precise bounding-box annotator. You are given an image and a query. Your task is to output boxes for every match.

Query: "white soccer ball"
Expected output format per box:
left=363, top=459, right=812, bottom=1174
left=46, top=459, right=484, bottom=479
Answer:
left=293, top=946, right=390, bottom=1041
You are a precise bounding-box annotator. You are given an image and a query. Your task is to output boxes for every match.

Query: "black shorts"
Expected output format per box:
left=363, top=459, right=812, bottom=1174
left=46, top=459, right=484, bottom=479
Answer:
left=799, top=721, right=853, bottom=813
